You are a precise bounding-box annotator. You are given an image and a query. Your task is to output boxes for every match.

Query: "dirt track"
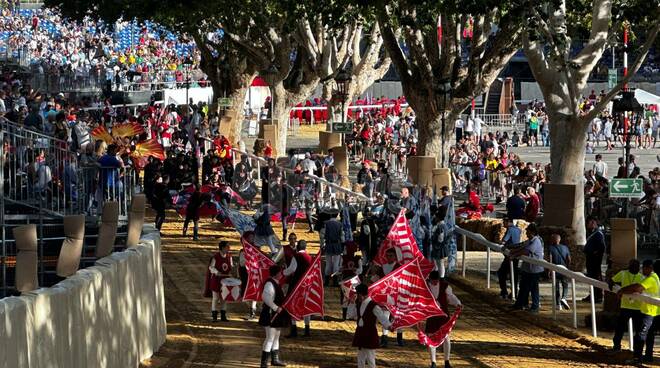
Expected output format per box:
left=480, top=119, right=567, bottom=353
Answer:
left=140, top=213, right=638, bottom=368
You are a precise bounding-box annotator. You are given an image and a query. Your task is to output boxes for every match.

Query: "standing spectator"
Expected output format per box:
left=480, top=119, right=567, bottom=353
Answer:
left=182, top=184, right=202, bottom=240
left=548, top=234, right=571, bottom=310
left=617, top=259, right=659, bottom=365
left=524, top=187, right=540, bottom=223
left=583, top=216, right=605, bottom=303
left=593, top=154, right=608, bottom=178
left=609, top=259, right=643, bottom=352
left=498, top=217, right=522, bottom=299
left=509, top=224, right=544, bottom=313
left=506, top=187, right=526, bottom=220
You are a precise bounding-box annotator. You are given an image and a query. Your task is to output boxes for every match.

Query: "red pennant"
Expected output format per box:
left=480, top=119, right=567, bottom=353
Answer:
left=368, top=259, right=445, bottom=330
left=241, top=236, right=274, bottom=302
left=418, top=307, right=462, bottom=348
left=282, top=252, right=324, bottom=321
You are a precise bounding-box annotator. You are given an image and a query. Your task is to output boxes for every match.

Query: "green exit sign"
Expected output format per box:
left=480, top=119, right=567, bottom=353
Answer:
left=609, top=178, right=643, bottom=198
left=332, top=122, right=353, bottom=134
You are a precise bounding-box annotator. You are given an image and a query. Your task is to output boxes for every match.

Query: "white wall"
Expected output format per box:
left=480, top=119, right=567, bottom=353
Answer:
left=520, top=81, right=660, bottom=103
left=0, top=226, right=166, bottom=368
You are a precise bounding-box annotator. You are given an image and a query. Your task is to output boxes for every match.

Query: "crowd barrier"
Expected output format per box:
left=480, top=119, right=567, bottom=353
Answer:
left=455, top=225, right=660, bottom=344
left=0, top=226, right=166, bottom=368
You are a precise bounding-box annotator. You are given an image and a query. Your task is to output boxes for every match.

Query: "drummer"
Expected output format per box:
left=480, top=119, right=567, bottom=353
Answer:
left=209, top=241, right=233, bottom=322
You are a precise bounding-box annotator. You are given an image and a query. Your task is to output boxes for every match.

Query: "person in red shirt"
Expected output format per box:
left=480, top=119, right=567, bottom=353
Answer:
left=340, top=241, right=363, bottom=320
left=353, top=284, right=392, bottom=368
left=207, top=241, right=233, bottom=321
left=524, top=187, right=540, bottom=222
left=283, top=239, right=313, bottom=337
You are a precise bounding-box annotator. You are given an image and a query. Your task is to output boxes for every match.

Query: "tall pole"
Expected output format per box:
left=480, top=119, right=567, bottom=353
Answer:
left=623, top=24, right=630, bottom=177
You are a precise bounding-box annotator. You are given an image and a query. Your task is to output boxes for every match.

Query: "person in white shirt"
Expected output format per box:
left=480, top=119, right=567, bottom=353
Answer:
left=473, top=116, right=483, bottom=144
left=592, top=154, right=608, bottom=178
left=258, top=265, right=290, bottom=367
left=425, top=271, right=462, bottom=368
left=464, top=117, right=474, bottom=140
left=454, top=118, right=464, bottom=141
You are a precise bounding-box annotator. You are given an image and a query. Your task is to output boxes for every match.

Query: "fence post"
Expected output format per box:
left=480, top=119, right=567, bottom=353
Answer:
left=551, top=270, right=557, bottom=320
left=572, top=278, right=578, bottom=329
left=590, top=285, right=597, bottom=338
left=628, top=319, right=634, bottom=351
left=461, top=234, right=467, bottom=278
left=486, top=246, right=491, bottom=289
left=509, top=259, right=516, bottom=300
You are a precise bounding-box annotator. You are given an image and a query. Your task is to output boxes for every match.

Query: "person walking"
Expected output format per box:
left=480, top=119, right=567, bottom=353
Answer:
left=609, top=259, right=643, bottom=352
left=182, top=183, right=202, bottom=240
left=320, top=208, right=344, bottom=286
left=548, top=234, right=571, bottom=310
left=509, top=224, right=544, bottom=313
left=259, top=265, right=291, bottom=367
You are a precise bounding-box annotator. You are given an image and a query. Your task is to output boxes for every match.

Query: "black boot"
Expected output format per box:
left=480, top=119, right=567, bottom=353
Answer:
left=303, top=325, right=310, bottom=337
left=287, top=324, right=298, bottom=338
left=445, top=360, right=452, bottom=368
left=342, top=307, right=347, bottom=321
left=324, top=276, right=330, bottom=286
left=220, top=310, right=228, bottom=321
left=260, top=351, right=270, bottom=368
left=396, top=332, right=404, bottom=346
left=211, top=310, right=218, bottom=322
left=430, top=363, right=437, bottom=368
left=380, top=335, right=388, bottom=348
left=271, top=350, right=287, bottom=366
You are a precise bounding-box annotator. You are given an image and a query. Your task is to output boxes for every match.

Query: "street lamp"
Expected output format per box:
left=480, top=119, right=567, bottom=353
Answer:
left=612, top=88, right=642, bottom=176
left=333, top=69, right=352, bottom=134
left=436, top=78, right=452, bottom=166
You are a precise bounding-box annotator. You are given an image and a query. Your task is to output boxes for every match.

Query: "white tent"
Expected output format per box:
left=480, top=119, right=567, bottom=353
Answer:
left=634, top=89, right=660, bottom=107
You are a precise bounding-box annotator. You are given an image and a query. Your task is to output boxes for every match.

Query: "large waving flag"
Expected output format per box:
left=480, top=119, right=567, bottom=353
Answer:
left=417, top=307, right=462, bottom=348
left=374, top=209, right=435, bottom=277
left=242, top=236, right=274, bottom=302
left=223, top=206, right=256, bottom=235
left=282, top=252, right=324, bottom=320
left=368, top=259, right=445, bottom=330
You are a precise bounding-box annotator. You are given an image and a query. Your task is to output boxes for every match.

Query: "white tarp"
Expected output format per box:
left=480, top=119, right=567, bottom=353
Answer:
left=0, top=228, right=165, bottom=368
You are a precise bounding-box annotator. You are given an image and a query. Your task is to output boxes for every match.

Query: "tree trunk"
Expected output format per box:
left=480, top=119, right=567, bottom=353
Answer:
left=549, top=115, right=587, bottom=245
left=224, top=73, right=254, bottom=144
left=415, top=106, right=459, bottom=168
left=270, top=82, right=289, bottom=156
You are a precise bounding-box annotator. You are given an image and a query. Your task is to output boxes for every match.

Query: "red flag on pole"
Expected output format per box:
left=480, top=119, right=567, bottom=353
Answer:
left=437, top=15, right=443, bottom=56
left=417, top=307, right=462, bottom=348
left=340, top=275, right=361, bottom=306
left=281, top=252, right=324, bottom=320
left=374, top=209, right=435, bottom=277
left=368, top=259, right=445, bottom=330
left=242, top=236, right=275, bottom=301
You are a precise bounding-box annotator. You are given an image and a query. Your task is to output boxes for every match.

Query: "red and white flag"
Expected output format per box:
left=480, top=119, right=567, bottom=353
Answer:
left=437, top=15, right=443, bottom=56
left=340, top=275, right=361, bottom=306
left=242, top=236, right=274, bottom=302
left=374, top=209, right=435, bottom=277
left=282, top=252, right=324, bottom=320
left=417, top=307, right=462, bottom=348
left=368, top=259, right=445, bottom=330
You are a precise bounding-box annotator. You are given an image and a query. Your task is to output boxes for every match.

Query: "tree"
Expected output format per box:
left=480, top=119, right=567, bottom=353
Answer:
left=523, top=0, right=659, bottom=244
left=373, top=1, right=524, bottom=166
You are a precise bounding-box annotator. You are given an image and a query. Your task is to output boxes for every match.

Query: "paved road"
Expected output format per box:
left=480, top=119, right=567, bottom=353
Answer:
left=141, top=215, right=635, bottom=368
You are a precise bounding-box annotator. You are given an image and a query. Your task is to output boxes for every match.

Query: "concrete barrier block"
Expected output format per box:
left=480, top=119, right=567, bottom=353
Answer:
left=96, top=202, right=119, bottom=258
left=57, top=215, right=86, bottom=277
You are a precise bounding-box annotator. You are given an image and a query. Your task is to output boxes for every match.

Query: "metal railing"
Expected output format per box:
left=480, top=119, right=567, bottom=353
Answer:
left=0, top=118, right=137, bottom=218
left=455, top=225, right=660, bottom=345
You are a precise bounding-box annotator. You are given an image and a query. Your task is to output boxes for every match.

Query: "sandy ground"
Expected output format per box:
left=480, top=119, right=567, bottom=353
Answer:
left=137, top=210, right=647, bottom=368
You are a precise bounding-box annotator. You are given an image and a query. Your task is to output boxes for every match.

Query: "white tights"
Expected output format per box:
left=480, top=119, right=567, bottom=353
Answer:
left=211, top=291, right=226, bottom=311
left=262, top=327, right=281, bottom=352
left=429, top=336, right=451, bottom=363
left=436, top=258, right=446, bottom=278
left=357, top=348, right=376, bottom=368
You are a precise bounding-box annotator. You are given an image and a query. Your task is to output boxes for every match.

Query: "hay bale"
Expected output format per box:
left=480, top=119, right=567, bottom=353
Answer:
left=456, top=218, right=530, bottom=251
